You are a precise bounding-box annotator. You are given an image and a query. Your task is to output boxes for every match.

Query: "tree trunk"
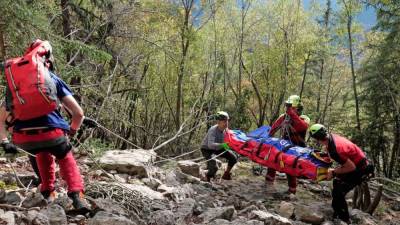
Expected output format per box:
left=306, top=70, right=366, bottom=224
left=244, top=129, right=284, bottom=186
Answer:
left=321, top=59, right=336, bottom=123
left=315, top=59, right=324, bottom=122
left=388, top=114, right=400, bottom=178
left=176, top=1, right=193, bottom=131
left=60, top=0, right=81, bottom=100
left=299, top=52, right=310, bottom=99
left=347, top=13, right=361, bottom=131
left=238, top=2, right=249, bottom=97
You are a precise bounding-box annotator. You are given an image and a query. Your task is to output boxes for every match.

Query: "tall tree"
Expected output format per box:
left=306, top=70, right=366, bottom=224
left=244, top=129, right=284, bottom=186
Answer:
left=340, top=0, right=362, bottom=131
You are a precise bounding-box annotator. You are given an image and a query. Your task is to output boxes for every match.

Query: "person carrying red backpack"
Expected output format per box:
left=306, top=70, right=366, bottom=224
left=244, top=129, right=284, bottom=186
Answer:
left=0, top=39, right=87, bottom=210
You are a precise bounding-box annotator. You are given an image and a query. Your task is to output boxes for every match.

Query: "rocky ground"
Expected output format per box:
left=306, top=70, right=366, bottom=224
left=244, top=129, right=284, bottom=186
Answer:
left=0, top=149, right=399, bottom=225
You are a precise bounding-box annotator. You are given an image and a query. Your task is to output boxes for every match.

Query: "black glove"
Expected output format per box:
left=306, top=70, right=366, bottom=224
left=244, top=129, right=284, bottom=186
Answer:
left=83, top=117, right=98, bottom=128
left=1, top=141, right=18, bottom=154
left=1, top=141, right=18, bottom=161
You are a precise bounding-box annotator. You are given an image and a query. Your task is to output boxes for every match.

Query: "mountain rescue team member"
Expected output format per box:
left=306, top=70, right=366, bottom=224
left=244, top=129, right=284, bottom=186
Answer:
left=201, top=111, right=238, bottom=182
left=309, top=124, right=373, bottom=223
left=0, top=39, right=87, bottom=210
left=266, top=95, right=310, bottom=194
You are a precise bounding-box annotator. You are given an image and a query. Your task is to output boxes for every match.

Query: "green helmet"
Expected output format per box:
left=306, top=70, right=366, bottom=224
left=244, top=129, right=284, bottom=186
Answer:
left=300, top=115, right=311, bottom=125
left=309, top=124, right=328, bottom=140
left=285, top=95, right=302, bottom=108
left=216, top=111, right=229, bottom=121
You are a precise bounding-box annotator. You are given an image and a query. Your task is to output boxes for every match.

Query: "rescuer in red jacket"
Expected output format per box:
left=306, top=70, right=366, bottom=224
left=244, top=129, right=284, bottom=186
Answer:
left=309, top=124, right=373, bottom=223
left=266, top=95, right=310, bottom=194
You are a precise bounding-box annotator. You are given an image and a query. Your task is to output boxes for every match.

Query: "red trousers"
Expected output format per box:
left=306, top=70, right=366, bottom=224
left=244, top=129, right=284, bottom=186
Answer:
left=13, top=128, right=84, bottom=193
left=265, top=168, right=297, bottom=193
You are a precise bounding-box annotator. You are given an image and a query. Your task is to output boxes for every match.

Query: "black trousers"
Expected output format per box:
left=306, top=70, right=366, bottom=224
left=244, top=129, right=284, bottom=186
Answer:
left=27, top=140, right=73, bottom=186
left=332, top=169, right=364, bottom=222
left=201, top=148, right=238, bottom=178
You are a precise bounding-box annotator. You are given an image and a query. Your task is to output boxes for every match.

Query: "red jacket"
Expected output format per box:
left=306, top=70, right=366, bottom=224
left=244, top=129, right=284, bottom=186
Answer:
left=328, top=134, right=366, bottom=166
left=269, top=107, right=308, bottom=146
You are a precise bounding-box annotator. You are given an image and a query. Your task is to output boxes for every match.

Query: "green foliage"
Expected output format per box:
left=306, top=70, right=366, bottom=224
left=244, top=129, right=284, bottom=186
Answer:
left=85, top=138, right=112, bottom=157
left=1, top=0, right=399, bottom=178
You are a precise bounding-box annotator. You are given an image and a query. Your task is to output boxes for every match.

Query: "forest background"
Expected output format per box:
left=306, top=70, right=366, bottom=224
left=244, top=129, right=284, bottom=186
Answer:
left=0, top=0, right=399, bottom=180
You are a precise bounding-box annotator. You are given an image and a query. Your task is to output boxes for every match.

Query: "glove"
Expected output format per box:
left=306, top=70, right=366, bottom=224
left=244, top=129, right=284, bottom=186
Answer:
left=220, top=143, right=230, bottom=150
left=285, top=103, right=292, bottom=108
left=1, top=141, right=18, bottom=162
left=83, top=117, right=98, bottom=128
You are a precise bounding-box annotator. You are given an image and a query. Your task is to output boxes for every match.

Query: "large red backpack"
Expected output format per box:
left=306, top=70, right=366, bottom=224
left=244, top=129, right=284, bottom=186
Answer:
left=4, top=40, right=58, bottom=121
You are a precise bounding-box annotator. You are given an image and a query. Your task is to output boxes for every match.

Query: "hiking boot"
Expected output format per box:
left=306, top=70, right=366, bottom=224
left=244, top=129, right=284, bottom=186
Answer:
left=68, top=191, right=89, bottom=210
left=41, top=190, right=56, bottom=204
left=221, top=171, right=232, bottom=180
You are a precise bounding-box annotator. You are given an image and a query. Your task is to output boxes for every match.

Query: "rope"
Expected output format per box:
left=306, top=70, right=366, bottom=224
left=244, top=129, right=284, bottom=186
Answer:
left=92, top=114, right=217, bottom=163
left=153, top=148, right=200, bottom=164
left=197, top=149, right=229, bottom=164
left=85, top=121, right=171, bottom=161
left=16, top=147, right=36, bottom=158
left=95, top=123, right=143, bottom=149
left=8, top=159, right=26, bottom=189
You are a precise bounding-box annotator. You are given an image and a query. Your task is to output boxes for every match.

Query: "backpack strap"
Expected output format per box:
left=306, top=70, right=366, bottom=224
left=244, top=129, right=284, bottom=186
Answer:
left=327, top=134, right=343, bottom=164
left=255, top=139, right=265, bottom=157
left=292, top=155, right=302, bottom=169
left=5, top=63, right=25, bottom=105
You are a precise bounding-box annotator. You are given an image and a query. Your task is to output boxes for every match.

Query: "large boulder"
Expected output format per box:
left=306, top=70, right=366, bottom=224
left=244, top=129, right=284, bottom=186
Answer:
left=249, top=210, right=292, bottom=225
left=41, top=204, right=67, bottom=225
left=98, top=149, right=156, bottom=178
left=88, top=211, right=136, bottom=225
left=199, top=206, right=236, bottom=223
left=178, top=160, right=200, bottom=177
left=294, top=203, right=331, bottom=225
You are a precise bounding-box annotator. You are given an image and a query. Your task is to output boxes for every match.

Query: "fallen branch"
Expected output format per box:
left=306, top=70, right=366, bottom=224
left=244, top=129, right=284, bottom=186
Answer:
left=369, top=183, right=398, bottom=200
left=370, top=181, right=400, bottom=197
left=372, top=177, right=400, bottom=187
